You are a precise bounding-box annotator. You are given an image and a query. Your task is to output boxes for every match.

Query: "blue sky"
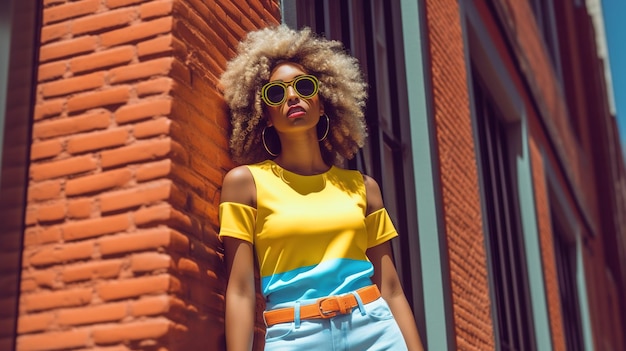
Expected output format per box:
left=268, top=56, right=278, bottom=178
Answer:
left=602, top=0, right=626, bottom=153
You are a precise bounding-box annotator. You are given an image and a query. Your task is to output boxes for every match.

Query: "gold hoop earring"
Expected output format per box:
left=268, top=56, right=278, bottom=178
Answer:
left=318, top=114, right=330, bottom=142
left=262, top=126, right=279, bottom=157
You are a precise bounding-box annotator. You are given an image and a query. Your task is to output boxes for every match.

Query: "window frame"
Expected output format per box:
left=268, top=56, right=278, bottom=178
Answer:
left=281, top=0, right=434, bottom=344
left=463, top=2, right=553, bottom=349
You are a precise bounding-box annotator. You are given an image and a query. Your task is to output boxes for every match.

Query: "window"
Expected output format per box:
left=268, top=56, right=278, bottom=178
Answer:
left=551, top=207, right=585, bottom=351
left=283, top=0, right=421, bottom=313
left=473, top=75, right=537, bottom=351
left=529, top=0, right=562, bottom=81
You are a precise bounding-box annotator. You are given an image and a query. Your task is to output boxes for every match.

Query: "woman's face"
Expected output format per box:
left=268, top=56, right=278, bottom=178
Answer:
left=264, top=62, right=324, bottom=135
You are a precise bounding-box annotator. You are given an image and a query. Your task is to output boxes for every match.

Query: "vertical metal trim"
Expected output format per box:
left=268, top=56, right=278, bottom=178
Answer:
left=0, top=0, right=13, bottom=176
left=281, top=0, right=297, bottom=27
left=0, top=0, right=40, bottom=349
left=575, top=232, right=595, bottom=351
left=517, top=116, right=553, bottom=351
left=400, top=0, right=454, bottom=349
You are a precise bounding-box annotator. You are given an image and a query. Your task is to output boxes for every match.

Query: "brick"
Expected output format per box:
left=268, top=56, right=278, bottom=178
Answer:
left=137, top=34, right=173, bottom=57
left=131, top=295, right=169, bottom=316
left=39, top=35, right=97, bottom=63
left=17, top=329, right=90, bottom=350
left=62, top=213, right=130, bottom=241
left=37, top=60, right=68, bottom=82
left=41, top=22, right=71, bottom=44
left=130, top=252, right=171, bottom=272
left=134, top=117, right=170, bottom=138
left=136, top=159, right=171, bottom=181
left=28, top=224, right=56, bottom=247
left=100, top=138, right=171, bottom=169
left=114, top=99, right=172, bottom=124
left=17, top=312, right=56, bottom=334
left=67, top=198, right=93, bottom=219
left=109, top=57, right=173, bottom=83
left=171, top=56, right=190, bottom=83
left=66, top=168, right=133, bottom=196
left=106, top=0, right=144, bottom=9
left=72, top=8, right=137, bottom=35
left=69, top=46, right=135, bottom=74
left=67, top=86, right=131, bottom=113
left=28, top=180, right=62, bottom=201
left=43, top=0, right=65, bottom=5
left=140, top=0, right=173, bottom=19
left=99, top=180, right=171, bottom=213
left=30, top=155, right=98, bottom=181
left=37, top=201, right=66, bottom=222
left=165, top=228, right=189, bottom=255
left=175, top=257, right=199, bottom=277
left=38, top=226, right=63, bottom=245
left=43, top=0, right=100, bottom=24
left=41, top=71, right=106, bottom=98
left=25, top=207, right=37, bottom=226
left=98, top=228, right=170, bottom=256
left=21, top=278, right=38, bottom=293
left=30, top=139, right=64, bottom=160
left=33, top=99, right=65, bottom=120
left=93, top=318, right=171, bottom=344
left=134, top=203, right=172, bottom=225
left=28, top=241, right=94, bottom=267
left=24, top=228, right=39, bottom=247
left=101, top=16, right=173, bottom=48
left=33, top=110, right=110, bottom=139
left=97, top=274, right=170, bottom=301
left=67, top=127, right=129, bottom=154
left=62, top=259, right=123, bottom=283
left=31, top=269, right=59, bottom=289
left=20, top=288, right=92, bottom=312
left=136, top=77, right=174, bottom=96
left=58, top=302, right=127, bottom=326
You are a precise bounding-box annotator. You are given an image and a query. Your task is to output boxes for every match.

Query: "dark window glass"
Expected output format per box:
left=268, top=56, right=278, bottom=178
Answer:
left=529, top=0, right=561, bottom=79
left=551, top=213, right=585, bottom=351
left=473, top=74, right=537, bottom=351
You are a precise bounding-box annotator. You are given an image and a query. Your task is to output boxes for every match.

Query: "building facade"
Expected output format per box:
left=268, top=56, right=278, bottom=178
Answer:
left=1, top=0, right=625, bottom=350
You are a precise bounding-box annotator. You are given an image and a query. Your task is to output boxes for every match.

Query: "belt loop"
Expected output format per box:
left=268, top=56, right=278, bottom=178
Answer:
left=294, top=301, right=301, bottom=329
left=350, top=291, right=367, bottom=316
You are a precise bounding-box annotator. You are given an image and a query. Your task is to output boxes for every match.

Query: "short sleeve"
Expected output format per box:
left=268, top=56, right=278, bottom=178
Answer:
left=364, top=208, right=399, bottom=248
left=218, top=202, right=257, bottom=244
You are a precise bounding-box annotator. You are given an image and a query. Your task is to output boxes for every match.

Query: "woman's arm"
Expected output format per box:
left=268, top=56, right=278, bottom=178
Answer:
left=364, top=175, right=424, bottom=351
left=220, top=166, right=257, bottom=351
left=367, top=242, right=423, bottom=351
left=223, top=237, right=255, bottom=351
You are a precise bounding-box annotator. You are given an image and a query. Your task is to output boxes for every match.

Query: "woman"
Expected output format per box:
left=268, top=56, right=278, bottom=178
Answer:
left=219, top=25, right=423, bottom=351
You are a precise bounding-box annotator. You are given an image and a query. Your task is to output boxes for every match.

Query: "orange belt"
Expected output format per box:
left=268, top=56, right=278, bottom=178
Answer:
left=263, top=285, right=381, bottom=327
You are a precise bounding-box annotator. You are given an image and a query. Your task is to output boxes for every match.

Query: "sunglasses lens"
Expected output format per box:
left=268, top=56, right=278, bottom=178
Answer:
left=265, top=84, right=286, bottom=105
left=294, top=77, right=317, bottom=98
left=262, top=75, right=319, bottom=106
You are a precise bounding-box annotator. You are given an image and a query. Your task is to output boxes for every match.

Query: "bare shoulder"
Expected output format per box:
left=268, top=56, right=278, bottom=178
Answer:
left=362, top=174, right=384, bottom=215
left=220, top=165, right=256, bottom=207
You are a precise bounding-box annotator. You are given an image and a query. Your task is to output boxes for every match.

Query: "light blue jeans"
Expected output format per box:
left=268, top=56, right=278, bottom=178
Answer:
left=264, top=297, right=408, bottom=351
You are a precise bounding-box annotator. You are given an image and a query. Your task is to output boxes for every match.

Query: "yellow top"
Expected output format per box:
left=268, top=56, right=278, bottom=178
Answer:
left=219, top=160, right=398, bottom=308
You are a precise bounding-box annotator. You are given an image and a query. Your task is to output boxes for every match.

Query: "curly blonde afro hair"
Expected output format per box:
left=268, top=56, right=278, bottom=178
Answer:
left=220, top=25, right=368, bottom=165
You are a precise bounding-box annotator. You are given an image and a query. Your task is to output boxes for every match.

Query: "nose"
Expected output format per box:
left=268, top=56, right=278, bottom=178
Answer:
left=285, top=86, right=299, bottom=104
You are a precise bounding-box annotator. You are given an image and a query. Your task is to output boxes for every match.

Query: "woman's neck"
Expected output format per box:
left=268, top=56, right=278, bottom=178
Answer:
left=273, top=133, right=328, bottom=175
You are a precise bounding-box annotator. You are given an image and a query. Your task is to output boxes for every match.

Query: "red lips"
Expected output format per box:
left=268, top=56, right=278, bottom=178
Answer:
left=287, top=106, right=306, bottom=119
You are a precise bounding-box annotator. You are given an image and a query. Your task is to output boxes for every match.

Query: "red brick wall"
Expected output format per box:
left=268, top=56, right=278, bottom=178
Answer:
left=423, top=0, right=495, bottom=349
left=18, top=1, right=279, bottom=350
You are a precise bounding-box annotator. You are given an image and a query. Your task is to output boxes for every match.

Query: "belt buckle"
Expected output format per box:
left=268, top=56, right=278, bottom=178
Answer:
left=317, top=296, right=338, bottom=318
